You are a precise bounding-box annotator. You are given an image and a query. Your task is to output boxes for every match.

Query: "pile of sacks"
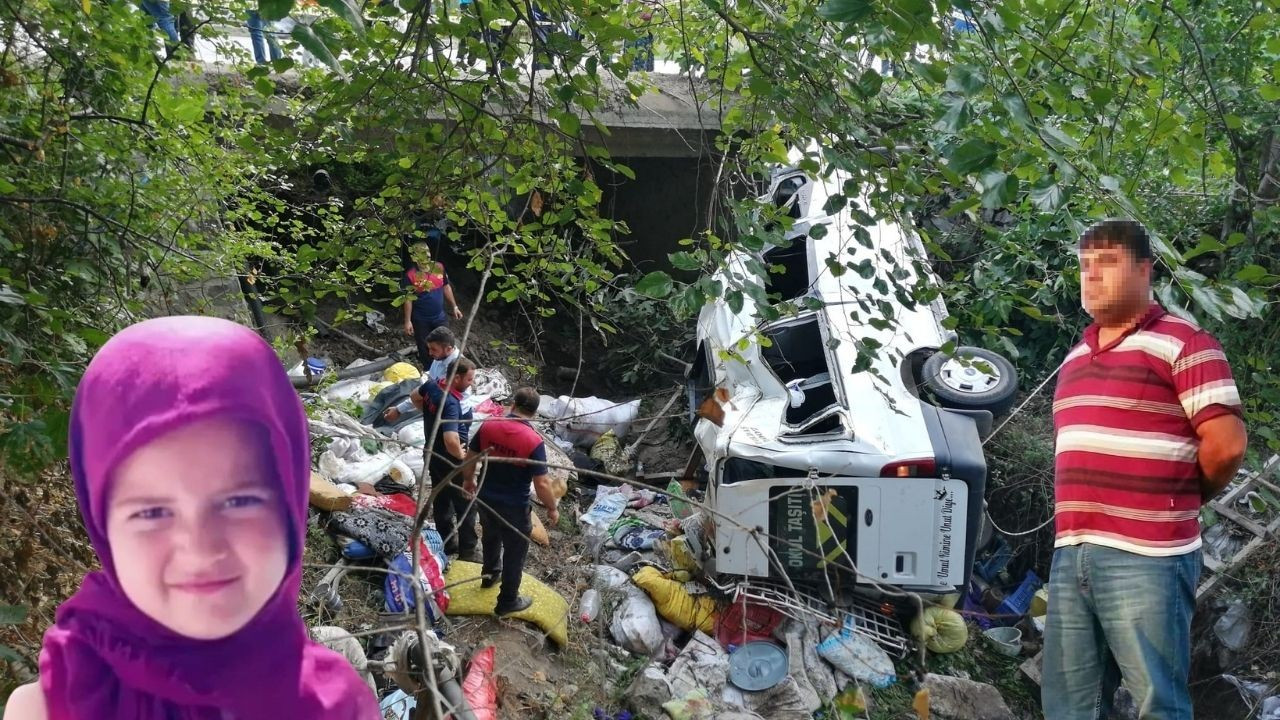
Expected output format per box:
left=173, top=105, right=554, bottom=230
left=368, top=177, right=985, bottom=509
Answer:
left=570, top=482, right=909, bottom=720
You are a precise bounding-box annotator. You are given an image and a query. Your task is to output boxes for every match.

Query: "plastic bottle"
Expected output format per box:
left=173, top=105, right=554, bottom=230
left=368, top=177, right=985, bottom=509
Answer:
left=578, top=589, right=601, bottom=623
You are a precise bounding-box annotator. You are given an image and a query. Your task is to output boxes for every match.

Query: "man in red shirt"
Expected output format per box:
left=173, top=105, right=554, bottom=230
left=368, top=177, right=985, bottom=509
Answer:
left=1043, top=219, right=1248, bottom=719
left=461, top=387, right=560, bottom=615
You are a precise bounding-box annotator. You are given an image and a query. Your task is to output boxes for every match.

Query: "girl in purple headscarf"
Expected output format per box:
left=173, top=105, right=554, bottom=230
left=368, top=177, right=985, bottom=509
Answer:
left=5, top=317, right=381, bottom=719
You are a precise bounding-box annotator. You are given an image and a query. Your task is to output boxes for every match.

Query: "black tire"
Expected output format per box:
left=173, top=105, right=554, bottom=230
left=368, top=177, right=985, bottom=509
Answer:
left=921, top=346, right=1018, bottom=416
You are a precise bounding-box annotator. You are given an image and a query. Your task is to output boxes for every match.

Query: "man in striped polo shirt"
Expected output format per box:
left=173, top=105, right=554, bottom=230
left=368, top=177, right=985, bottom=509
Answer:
left=1043, top=219, right=1247, bottom=720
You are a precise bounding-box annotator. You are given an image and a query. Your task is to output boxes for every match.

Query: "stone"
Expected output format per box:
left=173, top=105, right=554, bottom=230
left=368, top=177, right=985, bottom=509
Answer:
left=627, top=662, right=673, bottom=720
left=923, top=674, right=1017, bottom=720
left=1019, top=651, right=1043, bottom=686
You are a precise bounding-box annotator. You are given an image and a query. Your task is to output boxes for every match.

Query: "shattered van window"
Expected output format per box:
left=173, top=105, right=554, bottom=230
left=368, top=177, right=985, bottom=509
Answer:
left=764, top=239, right=811, bottom=302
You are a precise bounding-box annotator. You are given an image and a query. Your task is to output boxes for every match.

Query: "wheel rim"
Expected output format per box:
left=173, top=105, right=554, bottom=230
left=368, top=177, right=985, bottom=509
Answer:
left=938, top=355, right=1001, bottom=394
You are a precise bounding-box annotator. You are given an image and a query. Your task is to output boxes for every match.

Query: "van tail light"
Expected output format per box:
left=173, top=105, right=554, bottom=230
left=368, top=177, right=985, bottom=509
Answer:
left=880, top=458, right=937, bottom=478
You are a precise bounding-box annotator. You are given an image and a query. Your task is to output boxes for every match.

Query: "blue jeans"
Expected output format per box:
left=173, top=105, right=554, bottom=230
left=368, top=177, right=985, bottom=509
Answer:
left=1042, top=544, right=1199, bottom=720
left=139, top=1, right=180, bottom=44
left=246, top=11, right=284, bottom=64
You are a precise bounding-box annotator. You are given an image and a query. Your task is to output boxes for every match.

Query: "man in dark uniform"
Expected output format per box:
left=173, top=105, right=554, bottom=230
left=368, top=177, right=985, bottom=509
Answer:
left=462, top=387, right=560, bottom=615
left=418, top=357, right=477, bottom=558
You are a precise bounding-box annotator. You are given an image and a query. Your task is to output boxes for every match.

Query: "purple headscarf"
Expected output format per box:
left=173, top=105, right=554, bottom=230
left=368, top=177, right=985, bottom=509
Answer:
left=39, top=316, right=380, bottom=719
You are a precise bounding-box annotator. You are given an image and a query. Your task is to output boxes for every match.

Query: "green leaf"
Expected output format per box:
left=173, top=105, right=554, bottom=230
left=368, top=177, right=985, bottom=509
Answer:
left=817, top=0, right=874, bottom=23
left=290, top=24, right=343, bottom=74
left=1029, top=181, right=1064, bottom=211
left=1001, top=94, right=1031, bottom=126
left=635, top=271, right=674, bottom=299
left=0, top=605, right=28, bottom=625
left=1182, top=235, right=1224, bottom=262
left=556, top=111, right=581, bottom=136
left=947, top=138, right=997, bottom=175
left=0, top=177, right=16, bottom=194
left=979, top=170, right=1019, bottom=209
left=1041, top=125, right=1079, bottom=151
left=669, top=251, right=701, bottom=271
left=1234, top=264, right=1271, bottom=283
left=937, top=98, right=972, bottom=133
left=1261, top=85, right=1280, bottom=102
left=258, top=0, right=294, bottom=21
left=857, top=68, right=882, bottom=97
left=317, top=0, right=366, bottom=36
left=946, top=64, right=985, bottom=95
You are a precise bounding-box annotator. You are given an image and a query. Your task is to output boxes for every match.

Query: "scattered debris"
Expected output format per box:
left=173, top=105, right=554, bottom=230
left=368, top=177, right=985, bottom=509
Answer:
left=922, top=673, right=1017, bottom=720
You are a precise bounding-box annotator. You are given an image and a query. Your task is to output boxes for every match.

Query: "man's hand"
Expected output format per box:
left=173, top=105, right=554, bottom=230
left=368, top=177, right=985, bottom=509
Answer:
left=546, top=506, right=560, bottom=527
left=462, top=478, right=477, bottom=498
left=403, top=319, right=414, bottom=336
left=451, top=305, right=463, bottom=320
left=383, top=407, right=401, bottom=423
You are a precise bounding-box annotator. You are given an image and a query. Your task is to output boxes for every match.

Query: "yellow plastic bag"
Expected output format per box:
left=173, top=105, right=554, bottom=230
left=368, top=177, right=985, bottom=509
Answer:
left=631, top=566, right=718, bottom=634
left=383, top=362, right=421, bottom=383
left=443, top=560, right=568, bottom=647
left=910, top=606, right=968, bottom=654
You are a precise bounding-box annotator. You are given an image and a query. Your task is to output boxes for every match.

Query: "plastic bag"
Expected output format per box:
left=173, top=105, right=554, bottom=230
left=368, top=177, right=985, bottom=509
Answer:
left=816, top=616, right=896, bottom=688
left=911, top=606, right=968, bottom=654
left=384, top=538, right=450, bottom=618
left=386, top=459, right=416, bottom=486
left=321, top=379, right=379, bottom=404
left=610, top=584, right=664, bottom=655
left=462, top=646, right=498, bottom=720
left=580, top=485, right=632, bottom=528
left=329, top=451, right=399, bottom=486
left=310, top=626, right=377, bottom=693
left=383, top=362, right=421, bottom=383
left=396, top=422, right=427, bottom=448
left=589, top=430, right=630, bottom=476
left=631, top=566, right=718, bottom=634
left=546, top=396, right=642, bottom=447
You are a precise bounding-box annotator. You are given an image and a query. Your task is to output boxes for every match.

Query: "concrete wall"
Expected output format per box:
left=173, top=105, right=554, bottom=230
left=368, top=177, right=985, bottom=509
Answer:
left=594, top=155, right=722, bottom=276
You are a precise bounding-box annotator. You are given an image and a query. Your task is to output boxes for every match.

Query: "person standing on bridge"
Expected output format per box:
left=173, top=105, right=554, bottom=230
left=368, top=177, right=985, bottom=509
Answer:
left=1043, top=219, right=1247, bottom=720
left=462, top=387, right=559, bottom=616
left=402, top=237, right=463, bottom=369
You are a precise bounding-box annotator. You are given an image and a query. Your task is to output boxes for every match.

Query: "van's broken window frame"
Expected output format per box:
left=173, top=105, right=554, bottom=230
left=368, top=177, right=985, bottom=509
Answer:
left=759, top=313, right=847, bottom=439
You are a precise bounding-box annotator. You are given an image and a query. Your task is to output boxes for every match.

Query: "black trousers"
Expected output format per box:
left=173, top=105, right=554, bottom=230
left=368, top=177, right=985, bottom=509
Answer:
left=479, top=502, right=531, bottom=606
left=431, top=458, right=477, bottom=554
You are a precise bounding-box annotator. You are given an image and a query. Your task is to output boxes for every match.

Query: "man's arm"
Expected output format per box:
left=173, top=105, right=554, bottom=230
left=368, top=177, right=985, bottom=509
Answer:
left=461, top=449, right=479, bottom=491
left=443, top=430, right=464, bottom=461
left=402, top=293, right=414, bottom=334
left=532, top=473, right=559, bottom=525
left=444, top=284, right=462, bottom=320
left=383, top=387, right=426, bottom=422
left=1197, top=413, right=1248, bottom=501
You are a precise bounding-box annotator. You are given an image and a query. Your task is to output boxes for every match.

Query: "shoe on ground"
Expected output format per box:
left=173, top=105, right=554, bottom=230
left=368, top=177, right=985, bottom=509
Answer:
left=494, top=596, right=533, bottom=615
left=480, top=573, right=499, bottom=590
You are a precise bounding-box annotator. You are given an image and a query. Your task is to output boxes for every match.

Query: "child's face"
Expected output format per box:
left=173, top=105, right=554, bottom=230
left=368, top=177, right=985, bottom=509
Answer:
left=106, top=418, right=289, bottom=640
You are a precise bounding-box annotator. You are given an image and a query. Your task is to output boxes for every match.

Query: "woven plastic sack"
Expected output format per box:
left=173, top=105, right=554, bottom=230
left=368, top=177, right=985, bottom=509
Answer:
left=910, top=606, right=968, bottom=654
left=631, top=566, right=718, bottom=634
left=384, top=535, right=450, bottom=617
left=383, top=362, right=421, bottom=383
left=443, top=560, right=569, bottom=647
left=816, top=615, right=896, bottom=688
left=462, top=646, right=498, bottom=720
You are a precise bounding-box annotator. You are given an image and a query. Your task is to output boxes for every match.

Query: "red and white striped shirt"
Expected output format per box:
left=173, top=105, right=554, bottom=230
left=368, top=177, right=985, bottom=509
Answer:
left=1052, top=304, right=1242, bottom=556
